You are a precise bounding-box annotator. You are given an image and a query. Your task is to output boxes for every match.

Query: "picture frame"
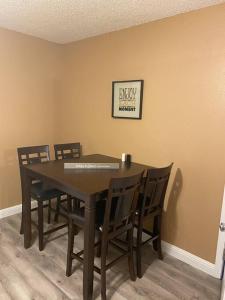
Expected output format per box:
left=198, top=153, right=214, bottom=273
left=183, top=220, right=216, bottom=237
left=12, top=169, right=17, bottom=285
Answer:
left=112, top=80, right=144, bottom=119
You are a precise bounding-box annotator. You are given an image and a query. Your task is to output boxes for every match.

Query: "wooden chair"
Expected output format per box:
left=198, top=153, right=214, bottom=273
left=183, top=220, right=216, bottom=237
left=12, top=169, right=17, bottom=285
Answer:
left=17, top=145, right=67, bottom=251
left=136, top=163, right=173, bottom=278
left=54, top=143, right=81, bottom=221
left=66, top=172, right=143, bottom=300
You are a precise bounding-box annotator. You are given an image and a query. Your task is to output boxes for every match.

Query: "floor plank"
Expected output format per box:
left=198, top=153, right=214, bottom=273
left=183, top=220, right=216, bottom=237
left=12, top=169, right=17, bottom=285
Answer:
left=0, top=213, right=221, bottom=300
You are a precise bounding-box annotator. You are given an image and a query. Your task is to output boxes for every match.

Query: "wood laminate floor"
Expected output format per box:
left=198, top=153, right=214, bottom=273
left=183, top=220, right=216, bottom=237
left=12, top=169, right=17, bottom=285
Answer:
left=0, top=212, right=221, bottom=300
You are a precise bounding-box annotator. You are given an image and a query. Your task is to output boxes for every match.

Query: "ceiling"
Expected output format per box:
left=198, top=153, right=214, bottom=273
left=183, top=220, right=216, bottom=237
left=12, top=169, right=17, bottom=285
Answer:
left=0, top=0, right=224, bottom=44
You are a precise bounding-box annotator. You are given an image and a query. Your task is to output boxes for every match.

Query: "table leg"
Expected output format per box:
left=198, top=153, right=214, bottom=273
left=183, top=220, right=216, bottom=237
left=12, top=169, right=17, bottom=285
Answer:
left=83, top=197, right=96, bottom=300
left=21, top=167, right=32, bottom=249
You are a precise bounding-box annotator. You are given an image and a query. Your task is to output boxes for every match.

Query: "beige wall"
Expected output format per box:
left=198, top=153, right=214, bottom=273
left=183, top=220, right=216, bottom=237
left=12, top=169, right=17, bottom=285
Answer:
left=59, top=4, right=225, bottom=262
left=0, top=4, right=224, bottom=264
left=0, top=28, right=63, bottom=210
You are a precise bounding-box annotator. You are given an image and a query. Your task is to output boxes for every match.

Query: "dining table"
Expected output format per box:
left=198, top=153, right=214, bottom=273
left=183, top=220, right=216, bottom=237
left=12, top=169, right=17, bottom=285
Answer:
left=20, top=153, right=150, bottom=300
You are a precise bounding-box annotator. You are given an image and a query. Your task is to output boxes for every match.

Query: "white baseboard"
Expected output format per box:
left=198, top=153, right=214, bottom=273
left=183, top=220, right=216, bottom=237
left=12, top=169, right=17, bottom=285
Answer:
left=0, top=204, right=22, bottom=219
left=0, top=202, right=37, bottom=220
left=162, top=241, right=220, bottom=278
left=0, top=203, right=220, bottom=279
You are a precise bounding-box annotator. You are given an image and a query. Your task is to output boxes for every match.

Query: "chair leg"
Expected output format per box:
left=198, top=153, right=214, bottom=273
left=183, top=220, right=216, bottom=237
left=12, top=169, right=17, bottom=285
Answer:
left=101, top=240, right=108, bottom=300
left=54, top=196, right=60, bottom=223
left=38, top=201, right=44, bottom=251
left=127, top=228, right=136, bottom=281
left=96, top=231, right=101, bottom=257
left=136, top=221, right=143, bottom=278
left=20, top=215, right=24, bottom=234
left=67, top=195, right=72, bottom=212
left=153, top=215, right=163, bottom=260
left=72, top=198, right=80, bottom=211
left=66, top=219, right=76, bottom=277
left=47, top=199, right=51, bottom=224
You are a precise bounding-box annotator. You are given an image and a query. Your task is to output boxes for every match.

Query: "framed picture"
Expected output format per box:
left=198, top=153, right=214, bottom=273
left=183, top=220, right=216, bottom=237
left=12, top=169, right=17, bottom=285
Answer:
left=112, top=80, right=144, bottom=119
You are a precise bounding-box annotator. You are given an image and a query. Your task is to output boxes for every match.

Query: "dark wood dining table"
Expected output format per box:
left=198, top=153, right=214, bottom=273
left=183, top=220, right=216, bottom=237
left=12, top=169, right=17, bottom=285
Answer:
left=21, top=154, right=150, bottom=299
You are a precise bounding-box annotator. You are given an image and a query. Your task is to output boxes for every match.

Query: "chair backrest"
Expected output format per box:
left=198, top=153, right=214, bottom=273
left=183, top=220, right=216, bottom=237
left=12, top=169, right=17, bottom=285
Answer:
left=102, top=172, right=144, bottom=238
left=141, top=164, right=173, bottom=216
left=54, top=143, right=81, bottom=160
left=17, top=145, right=50, bottom=167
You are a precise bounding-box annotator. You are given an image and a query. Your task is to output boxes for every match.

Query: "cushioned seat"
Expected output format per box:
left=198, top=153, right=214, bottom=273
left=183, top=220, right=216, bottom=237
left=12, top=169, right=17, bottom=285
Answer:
left=136, top=193, right=162, bottom=217
left=68, top=199, right=107, bottom=228
left=31, top=182, right=64, bottom=201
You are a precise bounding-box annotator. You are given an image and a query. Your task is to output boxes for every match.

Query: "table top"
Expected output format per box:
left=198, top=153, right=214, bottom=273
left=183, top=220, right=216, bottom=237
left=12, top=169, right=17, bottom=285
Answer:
left=24, top=154, right=150, bottom=200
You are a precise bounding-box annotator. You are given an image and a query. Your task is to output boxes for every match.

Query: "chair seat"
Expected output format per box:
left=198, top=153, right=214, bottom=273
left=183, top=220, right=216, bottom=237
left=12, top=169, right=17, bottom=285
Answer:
left=137, top=193, right=162, bottom=217
left=69, top=200, right=106, bottom=228
left=31, top=182, right=63, bottom=201
left=69, top=198, right=127, bottom=237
